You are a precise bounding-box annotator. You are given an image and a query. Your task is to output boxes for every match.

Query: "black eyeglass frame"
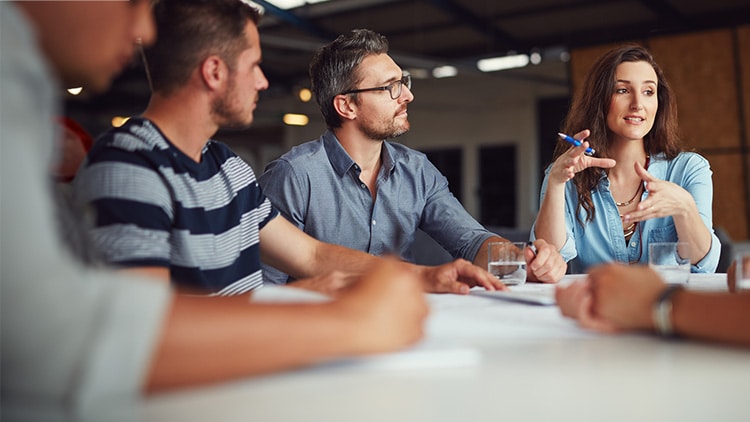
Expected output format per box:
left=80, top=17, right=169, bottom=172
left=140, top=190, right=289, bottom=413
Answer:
left=340, top=74, right=412, bottom=100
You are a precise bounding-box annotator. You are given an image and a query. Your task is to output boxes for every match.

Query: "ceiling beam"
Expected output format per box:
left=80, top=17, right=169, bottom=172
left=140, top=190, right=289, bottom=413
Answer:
left=485, top=0, right=614, bottom=20
left=524, top=12, right=750, bottom=52
left=426, top=0, right=519, bottom=48
left=253, top=0, right=336, bottom=39
left=636, top=0, right=684, bottom=20
left=259, top=0, right=403, bottom=26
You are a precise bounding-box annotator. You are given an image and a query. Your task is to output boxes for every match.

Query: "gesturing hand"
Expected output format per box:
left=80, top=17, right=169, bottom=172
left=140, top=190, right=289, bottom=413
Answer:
left=622, top=160, right=694, bottom=223
left=549, top=130, right=616, bottom=185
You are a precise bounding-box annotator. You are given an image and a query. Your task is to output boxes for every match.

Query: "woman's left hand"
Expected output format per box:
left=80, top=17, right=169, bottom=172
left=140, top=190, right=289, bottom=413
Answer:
left=623, top=160, right=694, bottom=223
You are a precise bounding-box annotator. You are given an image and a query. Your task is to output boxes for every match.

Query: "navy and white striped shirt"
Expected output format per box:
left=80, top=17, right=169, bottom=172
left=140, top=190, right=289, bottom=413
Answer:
left=74, top=118, right=278, bottom=295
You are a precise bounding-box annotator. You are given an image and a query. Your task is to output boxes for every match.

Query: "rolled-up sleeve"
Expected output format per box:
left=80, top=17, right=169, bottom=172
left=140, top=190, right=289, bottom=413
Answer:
left=418, top=159, right=494, bottom=262
left=680, top=154, right=720, bottom=273
left=531, top=167, right=578, bottom=263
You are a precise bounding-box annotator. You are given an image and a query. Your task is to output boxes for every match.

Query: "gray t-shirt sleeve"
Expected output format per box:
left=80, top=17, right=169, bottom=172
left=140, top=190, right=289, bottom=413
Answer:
left=0, top=3, right=170, bottom=412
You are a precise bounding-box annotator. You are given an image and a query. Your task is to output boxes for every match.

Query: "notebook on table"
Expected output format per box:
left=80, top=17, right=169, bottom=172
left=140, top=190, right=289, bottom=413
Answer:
left=470, top=284, right=556, bottom=306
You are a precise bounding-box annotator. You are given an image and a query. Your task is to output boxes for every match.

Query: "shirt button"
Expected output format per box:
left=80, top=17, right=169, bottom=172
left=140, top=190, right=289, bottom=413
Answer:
left=372, top=220, right=376, bottom=225
left=354, top=164, right=360, bottom=170
left=360, top=183, right=367, bottom=189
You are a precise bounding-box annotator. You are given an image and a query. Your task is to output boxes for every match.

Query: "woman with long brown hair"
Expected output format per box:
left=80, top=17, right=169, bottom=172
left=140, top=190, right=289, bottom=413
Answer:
left=532, top=45, right=720, bottom=273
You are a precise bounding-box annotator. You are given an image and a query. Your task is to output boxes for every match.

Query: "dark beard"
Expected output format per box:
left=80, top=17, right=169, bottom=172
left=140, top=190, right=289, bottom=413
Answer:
left=360, top=120, right=410, bottom=141
left=212, top=95, right=249, bottom=129
left=211, top=78, right=253, bottom=129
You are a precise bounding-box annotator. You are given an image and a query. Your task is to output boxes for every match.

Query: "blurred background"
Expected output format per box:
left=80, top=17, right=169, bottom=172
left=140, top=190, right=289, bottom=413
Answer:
left=64, top=0, right=750, bottom=258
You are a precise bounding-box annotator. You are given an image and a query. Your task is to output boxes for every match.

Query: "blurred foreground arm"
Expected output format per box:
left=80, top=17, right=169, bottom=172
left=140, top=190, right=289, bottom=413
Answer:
left=145, top=259, right=428, bottom=393
left=556, top=264, right=750, bottom=347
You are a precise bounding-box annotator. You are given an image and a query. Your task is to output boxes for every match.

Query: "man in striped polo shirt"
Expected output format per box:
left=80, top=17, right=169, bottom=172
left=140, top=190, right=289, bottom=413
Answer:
left=73, top=0, right=504, bottom=297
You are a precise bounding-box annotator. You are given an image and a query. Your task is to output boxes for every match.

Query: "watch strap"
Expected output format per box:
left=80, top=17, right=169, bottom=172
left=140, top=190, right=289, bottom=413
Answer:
left=653, top=284, right=684, bottom=337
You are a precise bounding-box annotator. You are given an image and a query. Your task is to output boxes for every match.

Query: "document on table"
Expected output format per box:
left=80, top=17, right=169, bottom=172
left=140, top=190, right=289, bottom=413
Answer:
left=466, top=276, right=586, bottom=305
left=250, top=284, right=332, bottom=303
left=426, top=279, right=600, bottom=342
left=251, top=285, right=481, bottom=372
left=469, top=283, right=556, bottom=305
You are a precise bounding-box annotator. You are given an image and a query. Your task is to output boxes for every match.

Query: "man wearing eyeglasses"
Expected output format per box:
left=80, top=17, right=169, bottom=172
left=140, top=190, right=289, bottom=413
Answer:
left=259, top=29, right=567, bottom=286
left=72, top=4, right=504, bottom=297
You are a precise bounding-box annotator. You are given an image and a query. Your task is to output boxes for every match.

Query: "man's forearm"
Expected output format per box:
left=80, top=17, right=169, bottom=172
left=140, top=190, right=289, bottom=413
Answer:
left=145, top=294, right=357, bottom=393
left=310, top=242, right=381, bottom=277
left=471, top=236, right=508, bottom=269
left=670, top=291, right=750, bottom=346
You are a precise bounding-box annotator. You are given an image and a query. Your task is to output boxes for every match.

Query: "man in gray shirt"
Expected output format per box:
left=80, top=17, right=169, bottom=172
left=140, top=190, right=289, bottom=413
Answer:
left=260, top=29, right=567, bottom=285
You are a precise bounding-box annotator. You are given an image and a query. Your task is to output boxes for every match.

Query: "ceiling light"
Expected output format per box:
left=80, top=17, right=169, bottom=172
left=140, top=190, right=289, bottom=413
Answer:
left=257, top=0, right=332, bottom=10
left=67, top=87, right=83, bottom=95
left=406, top=68, right=430, bottom=79
left=298, top=88, right=312, bottom=102
left=477, top=54, right=529, bottom=72
left=111, top=116, right=130, bottom=127
left=530, top=52, right=542, bottom=65
left=432, top=66, right=458, bottom=78
left=283, top=113, right=309, bottom=126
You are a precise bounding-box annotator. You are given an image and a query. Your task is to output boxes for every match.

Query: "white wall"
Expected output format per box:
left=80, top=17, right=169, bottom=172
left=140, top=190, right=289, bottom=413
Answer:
left=404, top=69, right=569, bottom=227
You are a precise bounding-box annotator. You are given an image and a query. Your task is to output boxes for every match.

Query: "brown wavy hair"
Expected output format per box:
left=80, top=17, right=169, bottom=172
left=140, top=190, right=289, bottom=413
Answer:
left=555, top=44, right=683, bottom=224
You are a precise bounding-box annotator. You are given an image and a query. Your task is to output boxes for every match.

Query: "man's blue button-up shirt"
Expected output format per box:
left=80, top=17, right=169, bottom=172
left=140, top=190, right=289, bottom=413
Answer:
left=259, top=130, right=495, bottom=284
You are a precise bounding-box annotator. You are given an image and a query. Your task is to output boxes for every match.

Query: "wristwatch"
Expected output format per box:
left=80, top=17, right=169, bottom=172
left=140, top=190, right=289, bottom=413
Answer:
left=652, top=284, right=684, bottom=337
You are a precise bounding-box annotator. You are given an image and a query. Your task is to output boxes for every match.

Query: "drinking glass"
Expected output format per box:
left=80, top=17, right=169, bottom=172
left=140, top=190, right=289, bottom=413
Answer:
left=649, top=242, right=690, bottom=285
left=487, top=242, right=527, bottom=286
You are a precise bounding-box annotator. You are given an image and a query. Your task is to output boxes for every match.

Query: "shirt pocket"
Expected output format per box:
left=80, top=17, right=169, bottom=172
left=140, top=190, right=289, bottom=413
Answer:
left=647, top=222, right=678, bottom=243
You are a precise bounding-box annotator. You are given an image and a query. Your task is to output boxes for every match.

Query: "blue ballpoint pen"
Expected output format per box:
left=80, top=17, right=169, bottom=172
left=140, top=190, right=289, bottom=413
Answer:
left=558, top=132, right=595, bottom=156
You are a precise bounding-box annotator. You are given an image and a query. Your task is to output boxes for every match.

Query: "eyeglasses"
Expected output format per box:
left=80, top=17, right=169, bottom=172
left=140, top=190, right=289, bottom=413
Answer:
left=341, top=74, right=412, bottom=100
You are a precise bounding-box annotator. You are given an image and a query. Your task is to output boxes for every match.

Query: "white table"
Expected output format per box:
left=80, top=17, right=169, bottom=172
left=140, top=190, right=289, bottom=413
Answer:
left=13, top=275, right=750, bottom=421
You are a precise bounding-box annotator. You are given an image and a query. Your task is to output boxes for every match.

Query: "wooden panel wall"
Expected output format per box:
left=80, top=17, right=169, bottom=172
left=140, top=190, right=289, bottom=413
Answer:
left=569, top=26, right=750, bottom=241
left=650, top=29, right=746, bottom=241
left=740, top=26, right=750, bottom=147
left=650, top=30, right=739, bottom=150
left=569, top=44, right=624, bottom=92
left=739, top=26, right=750, bottom=239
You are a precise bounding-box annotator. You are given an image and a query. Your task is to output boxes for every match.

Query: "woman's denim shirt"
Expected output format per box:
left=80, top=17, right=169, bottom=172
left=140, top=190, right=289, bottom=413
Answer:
left=532, top=152, right=720, bottom=274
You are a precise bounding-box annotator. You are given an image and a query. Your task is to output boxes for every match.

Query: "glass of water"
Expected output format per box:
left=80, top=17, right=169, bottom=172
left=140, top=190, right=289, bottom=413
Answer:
left=487, top=242, right=527, bottom=286
left=648, top=242, right=690, bottom=285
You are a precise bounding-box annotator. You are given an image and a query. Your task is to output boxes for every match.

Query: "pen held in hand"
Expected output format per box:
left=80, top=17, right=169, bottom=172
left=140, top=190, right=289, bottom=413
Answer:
left=558, top=132, right=595, bottom=156
left=527, top=241, right=537, bottom=257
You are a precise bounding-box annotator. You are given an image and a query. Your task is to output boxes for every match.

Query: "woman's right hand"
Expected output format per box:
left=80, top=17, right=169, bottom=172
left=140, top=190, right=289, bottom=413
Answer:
left=549, top=129, right=616, bottom=185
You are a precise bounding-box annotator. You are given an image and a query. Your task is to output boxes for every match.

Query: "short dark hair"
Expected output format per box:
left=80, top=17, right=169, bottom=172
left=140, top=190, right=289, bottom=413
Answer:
left=557, top=44, right=682, bottom=223
left=145, top=0, right=261, bottom=95
left=309, top=29, right=389, bottom=129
